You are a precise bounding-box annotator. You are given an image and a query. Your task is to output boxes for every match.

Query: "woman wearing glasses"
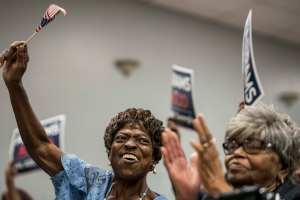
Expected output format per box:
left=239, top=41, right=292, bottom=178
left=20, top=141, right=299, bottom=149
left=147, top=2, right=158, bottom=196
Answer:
left=162, top=104, right=300, bottom=200
left=223, top=106, right=300, bottom=194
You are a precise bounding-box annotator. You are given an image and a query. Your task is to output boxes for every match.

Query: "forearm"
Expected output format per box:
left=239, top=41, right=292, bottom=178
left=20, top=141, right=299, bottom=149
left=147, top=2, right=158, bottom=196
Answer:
left=6, top=189, right=21, bottom=200
left=7, top=82, right=63, bottom=176
left=6, top=176, right=15, bottom=191
left=8, top=82, right=50, bottom=150
left=5, top=177, right=21, bottom=200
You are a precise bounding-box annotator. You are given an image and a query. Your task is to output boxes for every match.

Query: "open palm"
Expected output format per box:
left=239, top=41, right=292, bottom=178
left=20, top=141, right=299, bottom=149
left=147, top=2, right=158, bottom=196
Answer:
left=162, top=128, right=201, bottom=200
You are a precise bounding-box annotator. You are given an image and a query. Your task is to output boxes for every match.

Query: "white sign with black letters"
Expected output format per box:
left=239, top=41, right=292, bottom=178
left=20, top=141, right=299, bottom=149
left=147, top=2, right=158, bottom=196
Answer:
left=242, top=10, right=264, bottom=106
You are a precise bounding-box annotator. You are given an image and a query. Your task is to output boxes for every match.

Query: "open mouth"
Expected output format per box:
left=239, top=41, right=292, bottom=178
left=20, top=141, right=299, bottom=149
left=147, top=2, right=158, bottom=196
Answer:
left=122, top=153, right=139, bottom=162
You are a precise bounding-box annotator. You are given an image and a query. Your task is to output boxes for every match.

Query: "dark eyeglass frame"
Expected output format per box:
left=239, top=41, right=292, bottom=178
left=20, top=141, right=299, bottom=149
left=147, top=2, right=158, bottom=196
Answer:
left=222, top=138, right=273, bottom=155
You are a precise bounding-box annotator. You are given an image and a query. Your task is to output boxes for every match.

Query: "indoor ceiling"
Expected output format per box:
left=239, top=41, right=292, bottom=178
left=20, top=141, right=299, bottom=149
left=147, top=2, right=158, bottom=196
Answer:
left=142, top=0, right=300, bottom=45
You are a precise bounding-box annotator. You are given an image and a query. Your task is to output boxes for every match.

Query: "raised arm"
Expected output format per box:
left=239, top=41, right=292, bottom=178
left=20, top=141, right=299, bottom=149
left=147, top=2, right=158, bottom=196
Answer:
left=4, top=162, right=21, bottom=200
left=161, top=128, right=201, bottom=200
left=191, top=114, right=232, bottom=197
left=2, top=41, right=63, bottom=176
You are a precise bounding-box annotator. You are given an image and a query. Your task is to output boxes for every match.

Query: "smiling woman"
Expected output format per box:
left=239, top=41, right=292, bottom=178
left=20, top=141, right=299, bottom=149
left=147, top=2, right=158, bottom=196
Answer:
left=53, top=108, right=167, bottom=200
left=222, top=104, right=300, bottom=199
left=1, top=42, right=168, bottom=200
left=50, top=108, right=167, bottom=200
left=161, top=103, right=300, bottom=200
left=102, top=108, right=165, bottom=199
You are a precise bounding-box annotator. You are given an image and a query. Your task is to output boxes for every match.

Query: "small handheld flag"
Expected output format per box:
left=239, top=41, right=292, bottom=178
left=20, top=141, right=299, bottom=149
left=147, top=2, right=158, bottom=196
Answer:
left=242, top=10, right=264, bottom=106
left=36, top=4, right=67, bottom=33
left=0, top=4, right=66, bottom=68
left=26, top=4, right=67, bottom=43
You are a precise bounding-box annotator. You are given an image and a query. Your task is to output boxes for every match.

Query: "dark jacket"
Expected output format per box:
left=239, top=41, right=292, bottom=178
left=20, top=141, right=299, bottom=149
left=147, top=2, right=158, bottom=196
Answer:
left=198, top=179, right=300, bottom=200
left=275, top=179, right=300, bottom=200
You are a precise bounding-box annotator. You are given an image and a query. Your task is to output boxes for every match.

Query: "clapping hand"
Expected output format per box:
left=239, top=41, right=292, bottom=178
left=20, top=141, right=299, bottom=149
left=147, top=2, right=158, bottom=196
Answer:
left=191, top=114, right=232, bottom=197
left=162, top=128, right=201, bottom=200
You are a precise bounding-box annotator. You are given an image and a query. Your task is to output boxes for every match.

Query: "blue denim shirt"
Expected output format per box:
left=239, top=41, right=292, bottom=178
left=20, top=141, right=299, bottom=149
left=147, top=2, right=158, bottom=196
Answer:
left=51, top=154, right=168, bottom=200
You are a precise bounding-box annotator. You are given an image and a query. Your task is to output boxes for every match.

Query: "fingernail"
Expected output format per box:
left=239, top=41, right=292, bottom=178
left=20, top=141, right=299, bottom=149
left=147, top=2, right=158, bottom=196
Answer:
left=197, top=113, right=203, bottom=118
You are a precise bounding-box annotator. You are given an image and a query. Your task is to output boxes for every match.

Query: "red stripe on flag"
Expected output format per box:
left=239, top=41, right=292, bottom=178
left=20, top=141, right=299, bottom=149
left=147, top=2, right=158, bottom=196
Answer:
left=48, top=8, right=60, bottom=18
left=35, top=4, right=66, bottom=32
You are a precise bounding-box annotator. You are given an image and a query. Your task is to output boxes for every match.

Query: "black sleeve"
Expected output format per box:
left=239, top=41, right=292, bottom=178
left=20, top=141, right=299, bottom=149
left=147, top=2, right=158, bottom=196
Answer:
left=198, top=192, right=217, bottom=200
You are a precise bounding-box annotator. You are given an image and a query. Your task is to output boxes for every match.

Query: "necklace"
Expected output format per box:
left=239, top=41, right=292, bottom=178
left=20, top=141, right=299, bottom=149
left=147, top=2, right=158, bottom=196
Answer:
left=104, top=186, right=149, bottom=200
left=139, top=187, right=149, bottom=200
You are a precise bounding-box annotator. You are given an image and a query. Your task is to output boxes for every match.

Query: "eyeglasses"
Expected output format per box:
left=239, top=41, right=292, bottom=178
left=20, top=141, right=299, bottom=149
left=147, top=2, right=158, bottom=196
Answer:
left=222, top=139, right=273, bottom=155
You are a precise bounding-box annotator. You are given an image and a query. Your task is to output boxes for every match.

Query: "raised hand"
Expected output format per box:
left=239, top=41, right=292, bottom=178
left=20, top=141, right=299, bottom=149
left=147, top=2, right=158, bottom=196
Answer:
left=5, top=161, right=17, bottom=185
left=162, top=128, right=201, bottom=200
left=237, top=101, right=245, bottom=113
left=0, top=49, right=8, bottom=67
left=4, top=161, right=23, bottom=200
left=191, top=114, right=232, bottom=197
left=2, top=41, right=29, bottom=86
left=2, top=41, right=63, bottom=177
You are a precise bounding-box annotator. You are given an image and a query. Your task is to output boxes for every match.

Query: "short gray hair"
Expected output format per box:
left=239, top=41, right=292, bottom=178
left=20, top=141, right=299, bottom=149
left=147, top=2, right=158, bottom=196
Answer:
left=225, top=103, right=300, bottom=174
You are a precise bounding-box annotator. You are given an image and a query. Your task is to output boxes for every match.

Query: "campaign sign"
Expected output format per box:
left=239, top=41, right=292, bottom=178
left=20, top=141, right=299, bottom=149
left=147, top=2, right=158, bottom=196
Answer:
left=242, top=10, right=264, bottom=106
left=9, top=115, right=66, bottom=174
left=171, top=65, right=196, bottom=128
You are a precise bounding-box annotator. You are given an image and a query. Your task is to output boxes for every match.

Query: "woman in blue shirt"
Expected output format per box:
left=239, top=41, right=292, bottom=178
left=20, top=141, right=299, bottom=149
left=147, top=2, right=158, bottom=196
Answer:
left=2, top=41, right=167, bottom=200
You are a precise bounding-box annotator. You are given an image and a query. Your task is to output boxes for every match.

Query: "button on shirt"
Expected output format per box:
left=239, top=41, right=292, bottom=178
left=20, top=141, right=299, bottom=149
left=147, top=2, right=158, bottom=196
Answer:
left=51, top=154, right=168, bottom=200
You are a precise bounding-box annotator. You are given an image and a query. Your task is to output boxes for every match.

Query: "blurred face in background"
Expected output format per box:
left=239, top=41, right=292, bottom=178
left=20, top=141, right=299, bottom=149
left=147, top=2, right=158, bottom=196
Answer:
left=295, top=168, right=300, bottom=182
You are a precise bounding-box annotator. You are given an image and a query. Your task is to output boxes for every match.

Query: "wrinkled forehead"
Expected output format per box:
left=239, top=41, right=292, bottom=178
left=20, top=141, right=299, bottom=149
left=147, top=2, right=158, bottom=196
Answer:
left=124, top=121, right=145, bottom=130
left=118, top=122, right=149, bottom=136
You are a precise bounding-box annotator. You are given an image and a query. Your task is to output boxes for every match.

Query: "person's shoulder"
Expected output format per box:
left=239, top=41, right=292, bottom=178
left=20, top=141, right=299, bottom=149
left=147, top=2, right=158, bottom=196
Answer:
left=85, top=164, right=113, bottom=185
left=52, top=153, right=113, bottom=193
left=289, top=182, right=300, bottom=196
left=61, top=153, right=112, bottom=177
left=277, top=179, right=300, bottom=200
